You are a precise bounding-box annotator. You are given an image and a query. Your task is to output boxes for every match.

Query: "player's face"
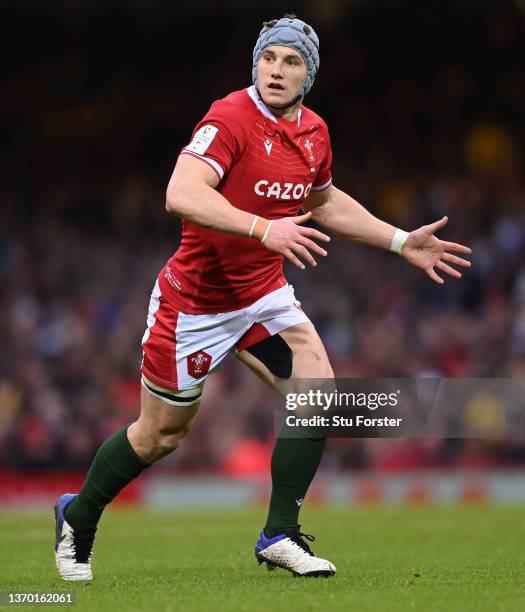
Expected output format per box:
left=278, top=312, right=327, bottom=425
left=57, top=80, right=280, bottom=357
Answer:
left=257, top=45, right=307, bottom=108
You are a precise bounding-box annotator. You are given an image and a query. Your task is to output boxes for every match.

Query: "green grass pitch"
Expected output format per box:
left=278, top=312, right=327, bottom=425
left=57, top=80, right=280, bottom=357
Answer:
left=1, top=505, right=524, bottom=611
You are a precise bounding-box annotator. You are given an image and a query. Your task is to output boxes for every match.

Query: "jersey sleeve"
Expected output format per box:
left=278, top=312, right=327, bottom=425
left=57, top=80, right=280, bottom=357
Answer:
left=311, top=121, right=333, bottom=192
left=179, top=101, right=247, bottom=181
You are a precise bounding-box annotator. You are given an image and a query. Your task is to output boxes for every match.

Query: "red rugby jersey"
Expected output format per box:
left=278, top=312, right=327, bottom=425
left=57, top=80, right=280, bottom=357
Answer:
left=162, top=86, right=333, bottom=314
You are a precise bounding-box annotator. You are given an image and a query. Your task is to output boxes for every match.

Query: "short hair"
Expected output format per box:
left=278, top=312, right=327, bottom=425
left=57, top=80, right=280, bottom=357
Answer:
left=263, top=13, right=311, bottom=36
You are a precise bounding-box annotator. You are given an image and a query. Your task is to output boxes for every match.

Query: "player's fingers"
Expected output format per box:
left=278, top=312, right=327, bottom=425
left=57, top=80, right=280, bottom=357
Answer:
left=283, top=249, right=306, bottom=270
left=442, top=252, right=471, bottom=267
left=440, top=241, right=471, bottom=254
left=298, top=226, right=331, bottom=243
left=427, top=267, right=444, bottom=284
left=296, top=236, right=328, bottom=257
left=425, top=216, right=448, bottom=234
left=291, top=211, right=313, bottom=225
left=291, top=243, right=317, bottom=267
left=436, top=260, right=462, bottom=278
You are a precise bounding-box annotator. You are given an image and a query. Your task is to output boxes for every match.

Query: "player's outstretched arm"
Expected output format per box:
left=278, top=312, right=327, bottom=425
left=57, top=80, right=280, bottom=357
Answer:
left=304, top=184, right=471, bottom=284
left=166, top=155, right=330, bottom=269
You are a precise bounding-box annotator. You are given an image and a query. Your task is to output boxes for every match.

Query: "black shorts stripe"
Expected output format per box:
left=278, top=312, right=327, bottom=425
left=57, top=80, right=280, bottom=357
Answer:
left=143, top=380, right=201, bottom=404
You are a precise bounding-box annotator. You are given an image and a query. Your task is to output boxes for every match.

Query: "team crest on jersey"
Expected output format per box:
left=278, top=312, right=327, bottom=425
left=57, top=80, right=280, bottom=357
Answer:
left=303, top=138, right=316, bottom=172
left=187, top=350, right=212, bottom=379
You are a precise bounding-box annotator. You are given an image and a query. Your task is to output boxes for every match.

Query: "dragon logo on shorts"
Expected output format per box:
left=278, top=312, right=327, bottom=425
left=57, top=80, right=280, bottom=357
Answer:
left=187, top=350, right=212, bottom=379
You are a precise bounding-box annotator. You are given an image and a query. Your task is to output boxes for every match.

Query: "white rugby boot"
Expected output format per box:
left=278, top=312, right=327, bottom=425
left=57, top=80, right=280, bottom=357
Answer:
left=255, top=526, right=336, bottom=577
left=54, top=494, right=96, bottom=581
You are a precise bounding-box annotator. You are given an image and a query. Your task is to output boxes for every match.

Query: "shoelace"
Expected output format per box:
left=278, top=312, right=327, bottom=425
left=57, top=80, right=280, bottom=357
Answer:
left=73, top=527, right=97, bottom=563
left=286, top=529, right=316, bottom=556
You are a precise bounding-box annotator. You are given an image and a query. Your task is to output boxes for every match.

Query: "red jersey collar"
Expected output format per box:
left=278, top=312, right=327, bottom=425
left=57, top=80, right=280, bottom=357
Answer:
left=247, top=86, right=302, bottom=127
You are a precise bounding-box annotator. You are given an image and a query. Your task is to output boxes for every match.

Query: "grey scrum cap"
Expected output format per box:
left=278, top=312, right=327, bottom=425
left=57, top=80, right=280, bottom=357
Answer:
left=252, top=16, right=320, bottom=98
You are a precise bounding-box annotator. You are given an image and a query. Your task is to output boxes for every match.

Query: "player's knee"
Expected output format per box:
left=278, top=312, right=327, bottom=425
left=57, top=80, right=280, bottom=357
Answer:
left=162, top=416, right=194, bottom=443
left=307, top=348, right=334, bottom=378
left=322, top=361, right=335, bottom=379
left=130, top=420, right=193, bottom=462
left=155, top=432, right=183, bottom=455
left=144, top=428, right=186, bottom=461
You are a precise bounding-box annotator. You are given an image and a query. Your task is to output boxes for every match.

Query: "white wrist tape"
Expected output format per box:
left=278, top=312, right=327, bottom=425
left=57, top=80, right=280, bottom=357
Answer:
left=261, top=220, right=273, bottom=244
left=390, top=228, right=409, bottom=254
left=249, top=216, right=259, bottom=238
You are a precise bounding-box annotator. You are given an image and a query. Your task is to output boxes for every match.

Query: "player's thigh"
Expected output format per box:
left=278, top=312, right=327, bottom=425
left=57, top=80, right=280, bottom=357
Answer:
left=237, top=321, right=334, bottom=392
left=280, top=322, right=334, bottom=379
left=134, top=384, right=201, bottom=437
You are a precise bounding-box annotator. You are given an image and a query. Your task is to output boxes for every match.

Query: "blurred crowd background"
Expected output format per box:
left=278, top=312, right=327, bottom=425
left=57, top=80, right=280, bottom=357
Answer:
left=1, top=0, right=524, bottom=475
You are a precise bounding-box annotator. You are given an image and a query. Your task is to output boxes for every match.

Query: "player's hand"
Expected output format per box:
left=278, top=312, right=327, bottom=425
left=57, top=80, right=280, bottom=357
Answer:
left=402, top=216, right=471, bottom=284
left=262, top=211, right=331, bottom=270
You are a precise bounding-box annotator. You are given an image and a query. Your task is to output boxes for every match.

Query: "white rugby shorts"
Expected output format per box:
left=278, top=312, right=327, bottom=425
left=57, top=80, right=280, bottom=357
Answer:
left=141, top=283, right=309, bottom=392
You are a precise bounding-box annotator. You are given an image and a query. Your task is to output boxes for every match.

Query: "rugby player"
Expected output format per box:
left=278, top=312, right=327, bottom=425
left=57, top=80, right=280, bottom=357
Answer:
left=54, top=15, right=471, bottom=580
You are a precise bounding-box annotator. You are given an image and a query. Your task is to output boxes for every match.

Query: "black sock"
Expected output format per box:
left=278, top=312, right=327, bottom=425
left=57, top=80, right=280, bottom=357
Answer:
left=264, top=436, right=326, bottom=537
left=65, top=427, right=149, bottom=529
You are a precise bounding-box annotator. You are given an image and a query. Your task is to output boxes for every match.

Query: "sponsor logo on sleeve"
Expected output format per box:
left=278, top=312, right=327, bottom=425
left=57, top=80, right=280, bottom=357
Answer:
left=186, top=125, right=219, bottom=155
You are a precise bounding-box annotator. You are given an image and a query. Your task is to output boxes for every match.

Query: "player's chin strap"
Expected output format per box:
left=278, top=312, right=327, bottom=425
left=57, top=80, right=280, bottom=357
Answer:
left=256, top=87, right=303, bottom=111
